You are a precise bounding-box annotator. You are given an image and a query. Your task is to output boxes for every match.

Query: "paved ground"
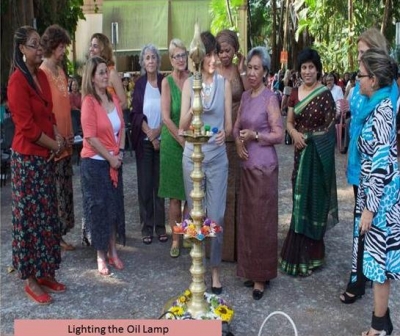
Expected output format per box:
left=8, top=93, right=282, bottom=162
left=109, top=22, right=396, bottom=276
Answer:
left=1, top=142, right=399, bottom=336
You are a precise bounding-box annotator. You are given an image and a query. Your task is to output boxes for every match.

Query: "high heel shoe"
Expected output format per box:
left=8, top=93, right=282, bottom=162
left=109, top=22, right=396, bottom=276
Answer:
left=362, top=310, right=392, bottom=336
left=340, top=291, right=363, bottom=304
left=384, top=308, right=393, bottom=336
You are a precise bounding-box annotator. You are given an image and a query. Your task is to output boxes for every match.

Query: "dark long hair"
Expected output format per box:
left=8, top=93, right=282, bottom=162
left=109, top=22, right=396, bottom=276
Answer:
left=10, top=26, right=40, bottom=95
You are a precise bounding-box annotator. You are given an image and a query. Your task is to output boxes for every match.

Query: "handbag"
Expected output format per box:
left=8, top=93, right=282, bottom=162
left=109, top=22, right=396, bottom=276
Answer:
left=285, top=130, right=292, bottom=145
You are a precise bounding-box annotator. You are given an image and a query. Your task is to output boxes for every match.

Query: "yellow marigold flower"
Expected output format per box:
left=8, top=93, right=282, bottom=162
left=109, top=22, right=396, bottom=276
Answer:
left=179, top=296, right=187, bottom=303
left=184, top=289, right=192, bottom=298
left=170, top=306, right=184, bottom=317
left=215, top=305, right=233, bottom=322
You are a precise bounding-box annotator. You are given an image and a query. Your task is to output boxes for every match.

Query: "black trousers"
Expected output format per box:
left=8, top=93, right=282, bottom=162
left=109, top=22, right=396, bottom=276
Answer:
left=136, top=141, right=165, bottom=237
left=346, top=185, right=368, bottom=295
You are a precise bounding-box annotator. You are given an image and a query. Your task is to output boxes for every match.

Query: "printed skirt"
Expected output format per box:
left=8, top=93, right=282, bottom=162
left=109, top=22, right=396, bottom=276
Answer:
left=11, top=151, right=61, bottom=279
left=55, top=156, right=74, bottom=235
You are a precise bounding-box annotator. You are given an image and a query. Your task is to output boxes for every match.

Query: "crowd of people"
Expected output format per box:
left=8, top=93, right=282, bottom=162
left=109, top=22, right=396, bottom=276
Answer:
left=5, top=22, right=400, bottom=335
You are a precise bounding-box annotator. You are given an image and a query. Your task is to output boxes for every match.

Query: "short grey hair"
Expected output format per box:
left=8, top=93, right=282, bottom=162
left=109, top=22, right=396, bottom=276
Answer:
left=139, top=44, right=161, bottom=74
left=247, top=47, right=271, bottom=73
left=169, top=38, right=186, bottom=56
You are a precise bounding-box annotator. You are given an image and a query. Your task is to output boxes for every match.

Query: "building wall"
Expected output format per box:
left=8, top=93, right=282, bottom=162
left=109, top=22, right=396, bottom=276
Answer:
left=69, top=13, right=103, bottom=72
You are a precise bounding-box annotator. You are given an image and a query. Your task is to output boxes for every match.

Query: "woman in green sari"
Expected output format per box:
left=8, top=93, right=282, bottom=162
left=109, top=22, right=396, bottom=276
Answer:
left=279, top=48, right=339, bottom=276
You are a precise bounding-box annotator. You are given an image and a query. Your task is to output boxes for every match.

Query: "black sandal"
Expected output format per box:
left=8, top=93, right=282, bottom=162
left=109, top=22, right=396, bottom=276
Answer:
left=340, top=291, right=362, bottom=304
left=142, top=236, right=153, bottom=245
left=158, top=234, right=168, bottom=243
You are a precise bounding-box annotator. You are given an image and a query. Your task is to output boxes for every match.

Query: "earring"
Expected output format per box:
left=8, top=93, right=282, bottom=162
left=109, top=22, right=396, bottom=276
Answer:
left=23, top=54, right=26, bottom=62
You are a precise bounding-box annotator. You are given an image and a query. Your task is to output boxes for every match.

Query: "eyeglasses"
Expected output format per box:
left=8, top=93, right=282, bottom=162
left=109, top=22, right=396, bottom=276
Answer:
left=356, top=71, right=371, bottom=79
left=25, top=43, right=41, bottom=50
left=172, top=53, right=187, bottom=60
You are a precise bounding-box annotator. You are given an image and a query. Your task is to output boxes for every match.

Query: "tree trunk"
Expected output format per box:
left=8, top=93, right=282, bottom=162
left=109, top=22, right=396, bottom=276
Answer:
left=381, top=0, right=391, bottom=35
left=348, top=0, right=354, bottom=70
left=1, top=0, right=35, bottom=85
left=225, top=0, right=233, bottom=27
left=271, top=0, right=278, bottom=72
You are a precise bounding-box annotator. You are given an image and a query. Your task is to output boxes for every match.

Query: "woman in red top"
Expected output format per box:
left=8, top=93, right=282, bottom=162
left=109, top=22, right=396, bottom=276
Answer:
left=69, top=78, right=82, bottom=110
left=80, top=56, right=126, bottom=276
left=8, top=26, right=66, bottom=305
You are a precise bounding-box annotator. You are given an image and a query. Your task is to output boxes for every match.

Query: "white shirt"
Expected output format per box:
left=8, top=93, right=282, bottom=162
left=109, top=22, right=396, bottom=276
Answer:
left=143, top=81, right=161, bottom=140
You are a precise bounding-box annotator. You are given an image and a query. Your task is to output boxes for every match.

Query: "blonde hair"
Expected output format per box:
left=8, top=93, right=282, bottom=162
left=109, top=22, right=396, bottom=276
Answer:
left=82, top=56, right=112, bottom=104
left=169, top=38, right=186, bottom=56
left=357, top=28, right=389, bottom=54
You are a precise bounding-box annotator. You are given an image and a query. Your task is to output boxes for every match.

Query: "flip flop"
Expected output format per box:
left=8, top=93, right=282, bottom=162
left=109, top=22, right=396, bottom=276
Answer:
left=170, top=247, right=180, bottom=258
left=142, top=236, right=153, bottom=245
left=158, top=234, right=168, bottom=243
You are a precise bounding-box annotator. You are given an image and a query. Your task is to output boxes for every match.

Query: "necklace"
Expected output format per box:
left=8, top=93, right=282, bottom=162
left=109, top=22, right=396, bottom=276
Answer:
left=202, top=82, right=213, bottom=96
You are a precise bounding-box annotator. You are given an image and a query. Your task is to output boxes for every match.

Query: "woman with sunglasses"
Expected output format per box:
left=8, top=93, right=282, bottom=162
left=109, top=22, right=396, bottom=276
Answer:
left=356, top=48, right=399, bottom=336
left=340, top=28, right=399, bottom=305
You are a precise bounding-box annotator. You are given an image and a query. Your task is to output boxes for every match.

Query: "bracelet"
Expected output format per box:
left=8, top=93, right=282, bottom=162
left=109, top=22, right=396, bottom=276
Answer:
left=255, top=131, right=259, bottom=141
left=53, top=139, right=63, bottom=156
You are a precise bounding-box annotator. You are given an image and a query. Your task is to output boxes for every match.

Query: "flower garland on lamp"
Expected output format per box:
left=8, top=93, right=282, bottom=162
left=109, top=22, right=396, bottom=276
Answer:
left=173, top=218, right=223, bottom=241
left=164, top=289, right=234, bottom=323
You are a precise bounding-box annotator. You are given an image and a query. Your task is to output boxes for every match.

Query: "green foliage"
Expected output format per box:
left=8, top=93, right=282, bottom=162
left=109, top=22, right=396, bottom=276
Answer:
left=209, top=0, right=243, bottom=33
left=35, top=0, right=85, bottom=39
left=294, top=0, right=399, bottom=73
left=210, top=0, right=273, bottom=50
left=249, top=0, right=272, bottom=48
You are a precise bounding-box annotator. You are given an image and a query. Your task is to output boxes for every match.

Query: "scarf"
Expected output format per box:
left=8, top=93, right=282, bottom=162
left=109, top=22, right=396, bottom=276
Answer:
left=347, top=80, right=398, bottom=185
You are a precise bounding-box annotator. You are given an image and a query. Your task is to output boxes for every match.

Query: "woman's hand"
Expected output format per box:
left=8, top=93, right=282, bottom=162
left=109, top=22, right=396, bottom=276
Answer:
left=235, top=139, right=249, bottom=160
left=359, top=209, right=374, bottom=234
left=215, top=130, right=226, bottom=145
left=152, top=139, right=160, bottom=151
left=146, top=129, right=156, bottom=141
left=65, top=133, right=74, bottom=147
left=239, top=129, right=255, bottom=143
left=109, top=155, right=122, bottom=169
left=291, top=130, right=307, bottom=150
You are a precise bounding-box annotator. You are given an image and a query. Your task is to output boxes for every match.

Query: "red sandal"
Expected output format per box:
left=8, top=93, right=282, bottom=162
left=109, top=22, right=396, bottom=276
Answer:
left=25, top=285, right=52, bottom=305
left=108, top=256, right=124, bottom=270
left=37, top=278, right=66, bottom=293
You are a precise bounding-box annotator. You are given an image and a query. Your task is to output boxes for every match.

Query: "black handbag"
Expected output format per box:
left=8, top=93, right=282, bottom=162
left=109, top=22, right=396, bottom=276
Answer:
left=285, top=130, right=292, bottom=145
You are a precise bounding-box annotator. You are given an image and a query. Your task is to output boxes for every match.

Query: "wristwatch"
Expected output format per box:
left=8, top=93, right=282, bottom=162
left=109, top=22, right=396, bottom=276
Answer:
left=255, top=131, right=259, bottom=141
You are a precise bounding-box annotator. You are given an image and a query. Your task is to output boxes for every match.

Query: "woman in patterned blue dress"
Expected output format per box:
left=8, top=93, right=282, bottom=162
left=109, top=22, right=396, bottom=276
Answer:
left=356, top=49, right=400, bottom=336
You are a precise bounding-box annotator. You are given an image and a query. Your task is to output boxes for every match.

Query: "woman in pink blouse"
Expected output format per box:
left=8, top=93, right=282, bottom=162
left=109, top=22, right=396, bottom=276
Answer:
left=80, top=56, right=126, bottom=276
